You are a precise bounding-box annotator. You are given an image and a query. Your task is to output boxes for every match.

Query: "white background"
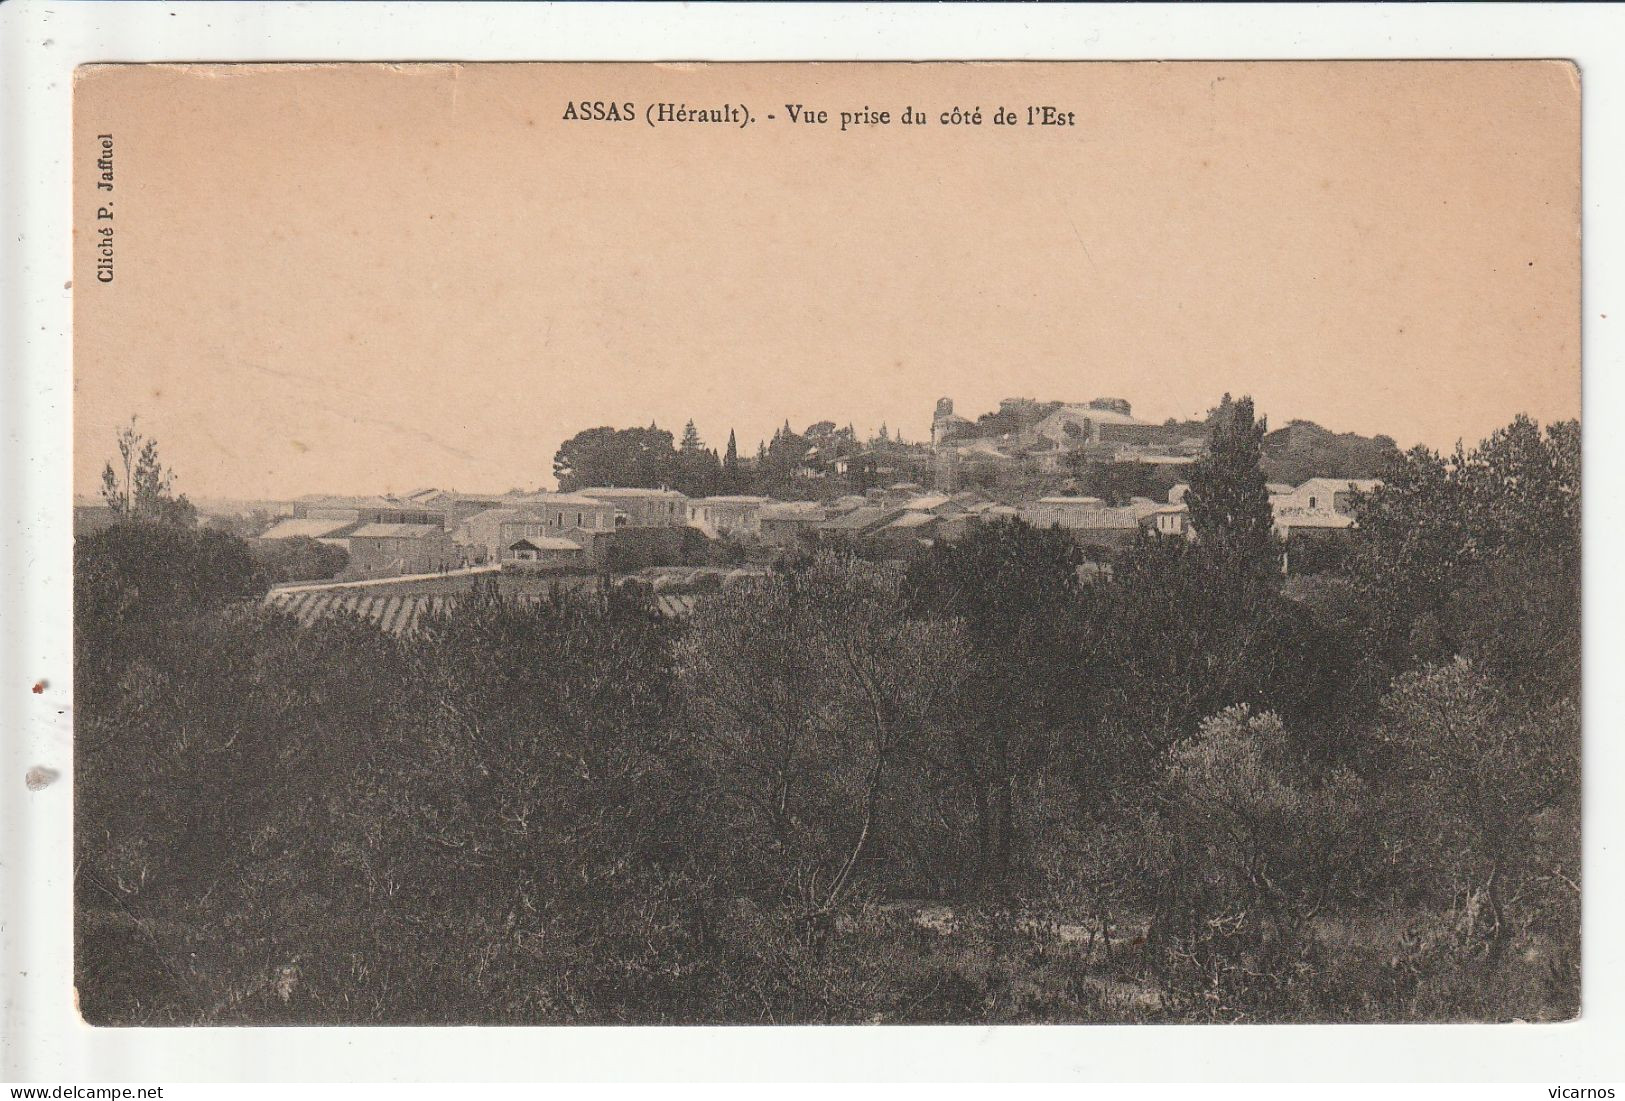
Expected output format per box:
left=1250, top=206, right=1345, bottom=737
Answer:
left=2, top=1, right=1622, bottom=1086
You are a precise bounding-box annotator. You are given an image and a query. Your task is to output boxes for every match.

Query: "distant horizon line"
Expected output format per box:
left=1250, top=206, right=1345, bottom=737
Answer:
left=72, top=400, right=1579, bottom=507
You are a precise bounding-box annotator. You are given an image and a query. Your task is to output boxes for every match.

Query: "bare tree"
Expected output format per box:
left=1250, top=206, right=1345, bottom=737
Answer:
left=100, top=416, right=197, bottom=527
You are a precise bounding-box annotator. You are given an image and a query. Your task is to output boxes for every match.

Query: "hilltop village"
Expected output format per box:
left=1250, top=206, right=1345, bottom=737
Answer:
left=288, top=397, right=1378, bottom=557
left=75, top=394, right=1394, bottom=626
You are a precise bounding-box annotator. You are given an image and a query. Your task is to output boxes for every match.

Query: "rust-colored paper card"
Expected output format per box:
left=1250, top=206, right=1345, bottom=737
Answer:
left=72, top=62, right=1580, bottom=1026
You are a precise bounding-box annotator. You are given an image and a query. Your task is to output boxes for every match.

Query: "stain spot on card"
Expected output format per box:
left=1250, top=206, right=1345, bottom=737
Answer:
left=26, top=766, right=59, bottom=791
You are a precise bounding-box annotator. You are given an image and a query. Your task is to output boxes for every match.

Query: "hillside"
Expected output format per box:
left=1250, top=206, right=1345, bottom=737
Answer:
left=1260, top=420, right=1399, bottom=485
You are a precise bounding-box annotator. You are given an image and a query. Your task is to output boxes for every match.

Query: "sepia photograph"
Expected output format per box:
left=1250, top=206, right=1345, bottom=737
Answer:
left=67, top=59, right=1581, bottom=1029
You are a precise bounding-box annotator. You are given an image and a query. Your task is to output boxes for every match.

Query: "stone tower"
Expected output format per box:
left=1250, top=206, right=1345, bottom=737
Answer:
left=931, top=397, right=957, bottom=447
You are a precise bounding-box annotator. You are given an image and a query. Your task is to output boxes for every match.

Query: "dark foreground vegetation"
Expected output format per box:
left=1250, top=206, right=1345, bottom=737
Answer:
left=75, top=409, right=1579, bottom=1024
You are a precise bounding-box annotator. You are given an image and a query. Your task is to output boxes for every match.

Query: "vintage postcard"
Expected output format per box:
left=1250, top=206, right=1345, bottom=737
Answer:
left=71, top=61, right=1579, bottom=1026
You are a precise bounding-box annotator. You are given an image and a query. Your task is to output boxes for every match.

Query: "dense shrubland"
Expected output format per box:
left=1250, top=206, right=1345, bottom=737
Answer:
left=246, top=535, right=351, bottom=584
left=75, top=411, right=1579, bottom=1024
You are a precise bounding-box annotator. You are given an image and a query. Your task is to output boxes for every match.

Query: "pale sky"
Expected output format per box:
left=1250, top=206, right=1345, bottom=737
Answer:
left=74, top=61, right=1580, bottom=500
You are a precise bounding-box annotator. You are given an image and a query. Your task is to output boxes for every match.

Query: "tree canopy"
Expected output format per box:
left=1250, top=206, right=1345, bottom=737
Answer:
left=1183, top=394, right=1275, bottom=566
left=100, top=417, right=198, bottom=528
left=75, top=410, right=1582, bottom=1026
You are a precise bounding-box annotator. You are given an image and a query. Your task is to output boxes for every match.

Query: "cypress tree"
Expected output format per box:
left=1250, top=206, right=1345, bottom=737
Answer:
left=1184, top=394, right=1276, bottom=567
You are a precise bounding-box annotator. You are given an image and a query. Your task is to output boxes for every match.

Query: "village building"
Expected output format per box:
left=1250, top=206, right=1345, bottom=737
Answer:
left=501, top=492, right=618, bottom=535
left=1269, top=477, right=1381, bottom=537
left=395, top=488, right=506, bottom=525
left=818, top=505, right=907, bottom=540
left=930, top=395, right=1204, bottom=492
left=1263, top=478, right=1379, bottom=574
left=1264, top=477, right=1381, bottom=570
left=1030, top=401, right=1153, bottom=450
left=688, top=495, right=770, bottom=538
left=874, top=482, right=929, bottom=508
left=1017, top=501, right=1141, bottom=555
left=346, top=523, right=458, bottom=577
left=897, top=493, right=967, bottom=517
left=758, top=501, right=828, bottom=546
left=258, top=516, right=361, bottom=547
left=1271, top=477, right=1382, bottom=520
left=500, top=505, right=613, bottom=564
left=290, top=494, right=447, bottom=528
left=456, top=507, right=522, bottom=564
left=578, top=487, right=690, bottom=527
left=457, top=495, right=616, bottom=565
left=1024, top=496, right=1108, bottom=527
left=1272, top=507, right=1358, bottom=537
left=930, top=397, right=975, bottom=447
left=952, top=500, right=1000, bottom=522
left=823, top=494, right=871, bottom=518
left=833, top=451, right=886, bottom=480
left=503, top=535, right=588, bottom=570
left=1023, top=437, right=1068, bottom=473
left=1118, top=451, right=1198, bottom=467
left=792, top=446, right=830, bottom=481
left=1140, top=503, right=1192, bottom=539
